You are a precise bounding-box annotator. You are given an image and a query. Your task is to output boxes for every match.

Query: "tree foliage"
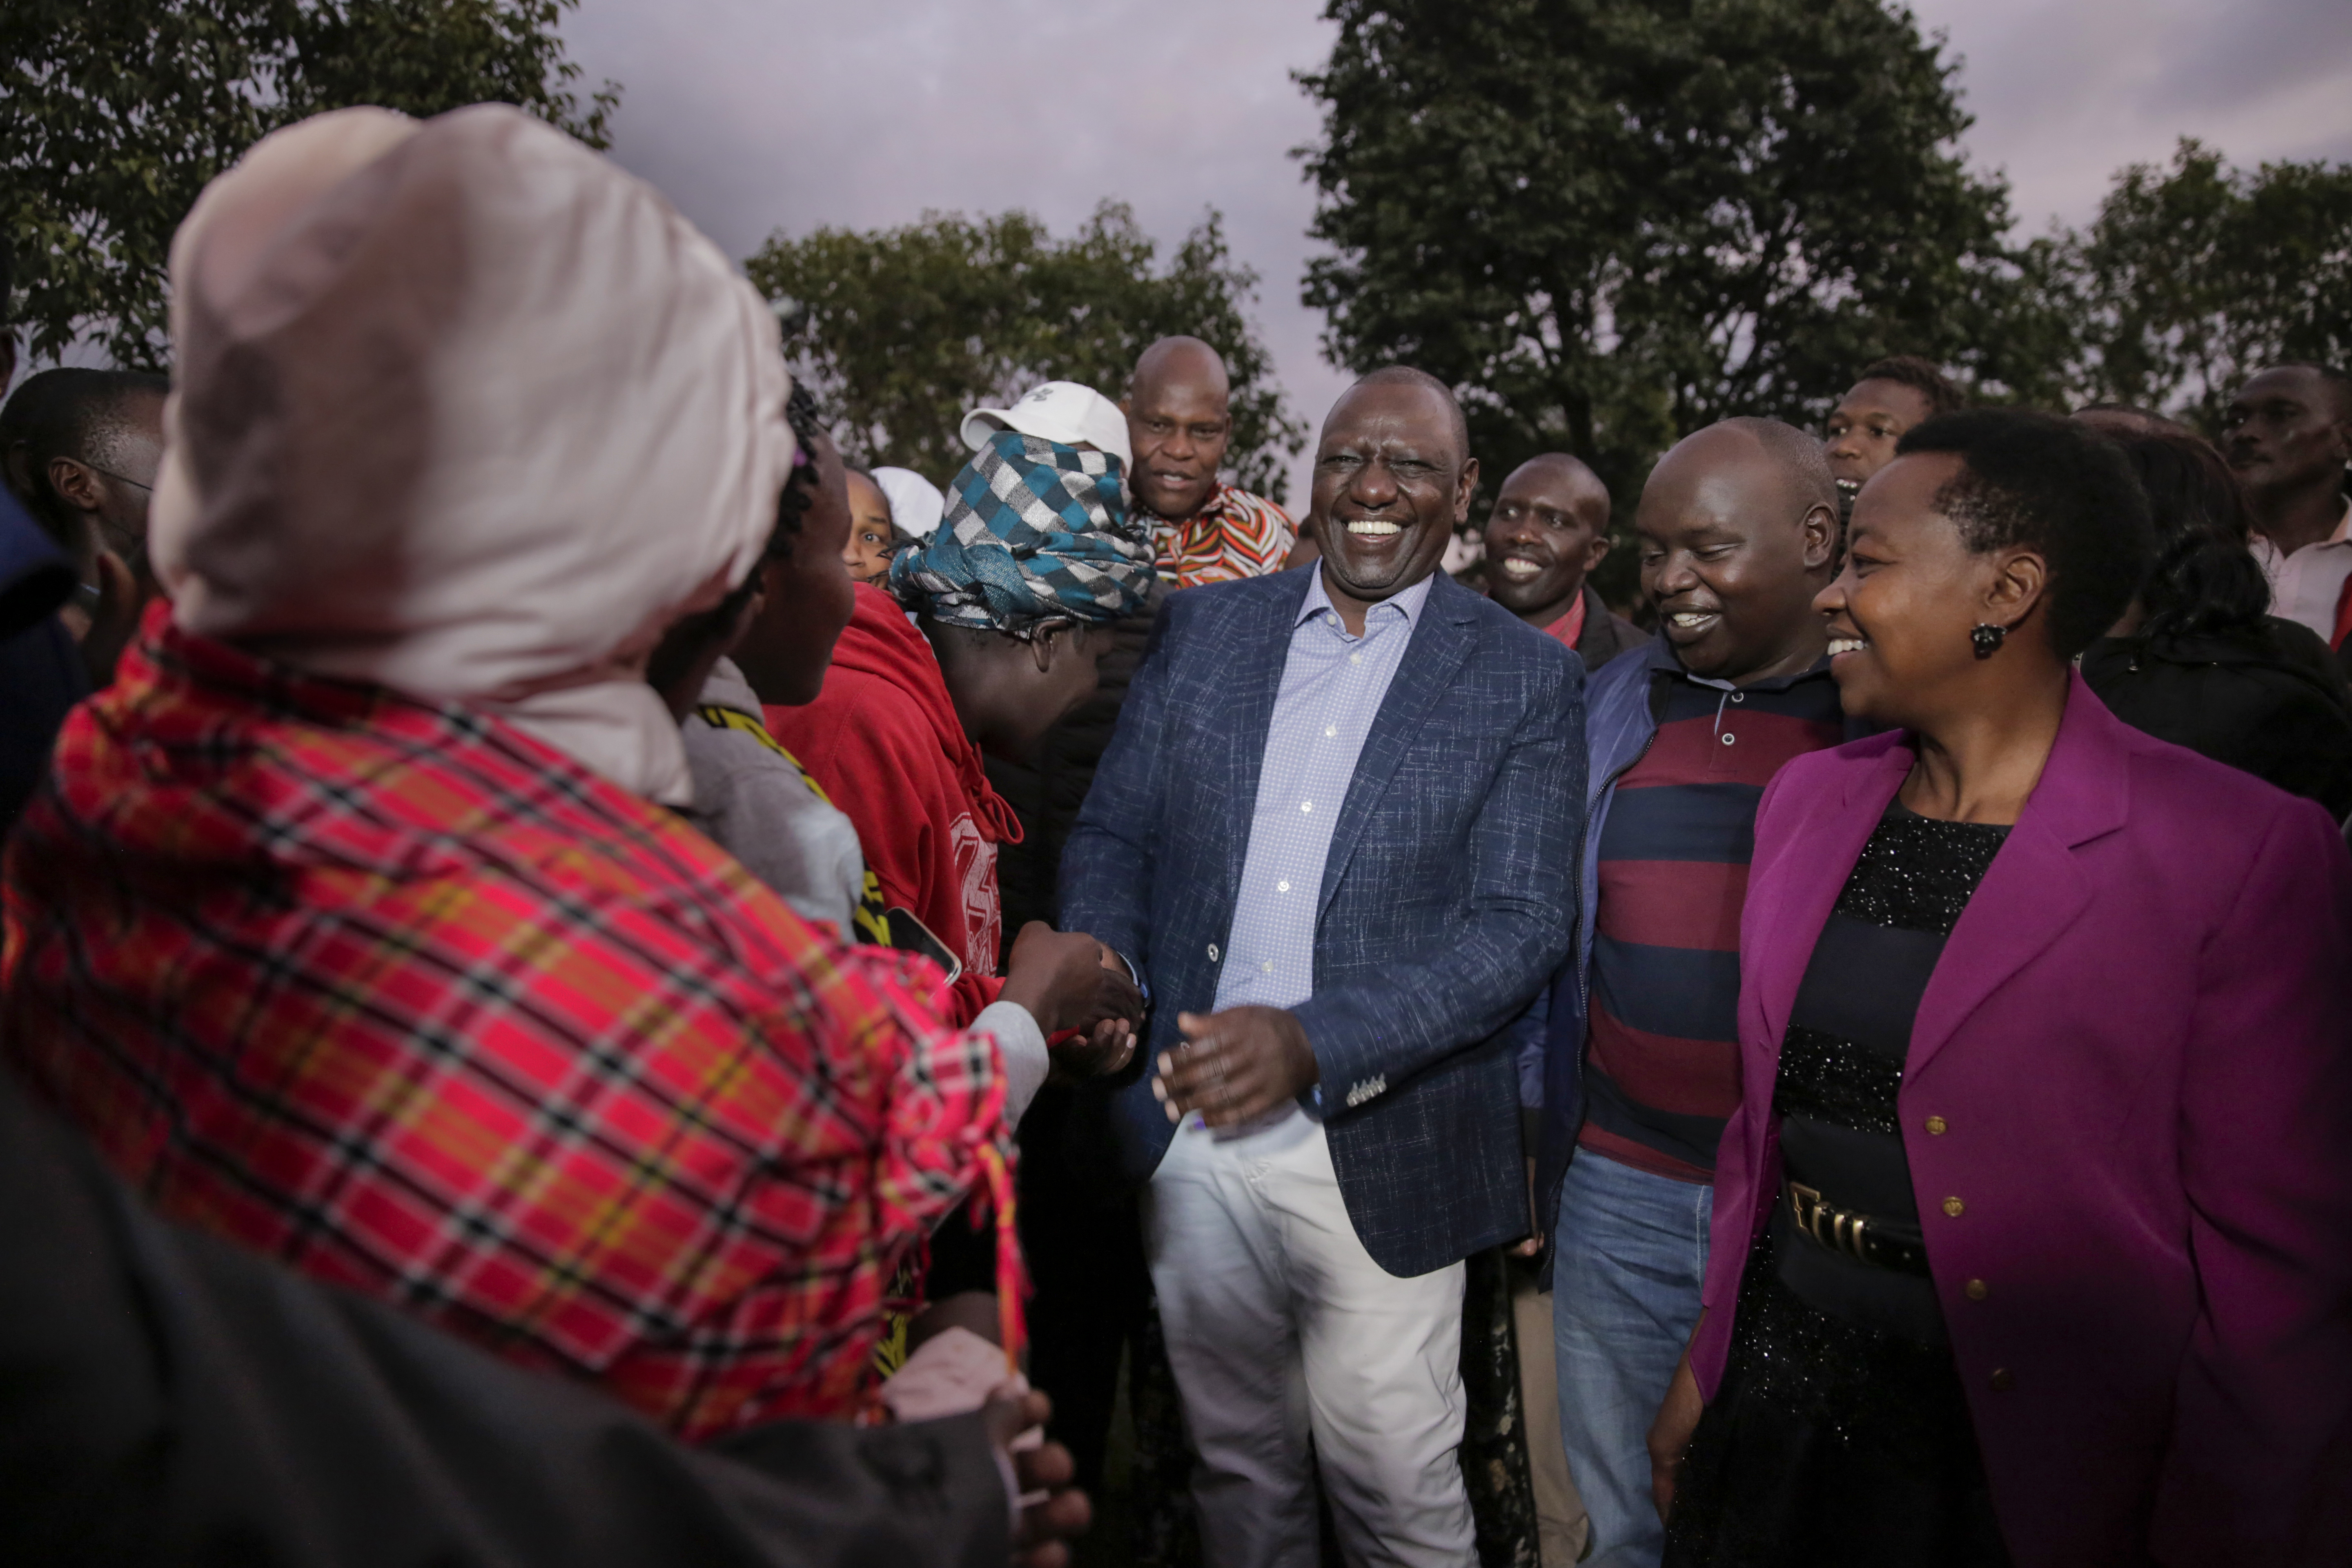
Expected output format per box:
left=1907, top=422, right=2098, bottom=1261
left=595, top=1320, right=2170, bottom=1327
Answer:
left=1296, top=0, right=2025, bottom=560
left=2, top=0, right=615, bottom=370
left=747, top=201, right=1307, bottom=501
left=2036, top=139, right=2352, bottom=432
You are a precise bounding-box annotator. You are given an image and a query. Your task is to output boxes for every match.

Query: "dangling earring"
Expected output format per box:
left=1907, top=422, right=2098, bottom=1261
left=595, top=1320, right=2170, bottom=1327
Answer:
left=1970, top=623, right=2007, bottom=659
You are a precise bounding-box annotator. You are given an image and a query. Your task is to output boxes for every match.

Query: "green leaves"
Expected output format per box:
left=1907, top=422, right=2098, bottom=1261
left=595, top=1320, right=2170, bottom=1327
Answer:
left=747, top=202, right=1306, bottom=502
left=2045, top=139, right=2352, bottom=433
left=2, top=0, right=616, bottom=371
left=1296, top=0, right=2018, bottom=592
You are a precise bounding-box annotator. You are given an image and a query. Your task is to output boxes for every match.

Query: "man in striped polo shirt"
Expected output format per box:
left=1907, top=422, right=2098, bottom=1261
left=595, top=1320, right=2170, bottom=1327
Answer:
left=1531, top=418, right=1851, bottom=1568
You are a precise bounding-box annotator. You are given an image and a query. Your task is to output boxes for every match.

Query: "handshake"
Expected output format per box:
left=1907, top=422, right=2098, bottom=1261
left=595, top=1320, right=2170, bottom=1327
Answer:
left=997, top=920, right=1148, bottom=1081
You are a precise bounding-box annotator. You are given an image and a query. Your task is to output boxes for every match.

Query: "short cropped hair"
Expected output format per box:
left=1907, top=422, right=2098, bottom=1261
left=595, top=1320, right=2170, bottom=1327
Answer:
left=1855, top=355, right=1966, bottom=419
left=2261, top=362, right=2352, bottom=422
left=1353, top=365, right=1471, bottom=467
left=1720, top=415, right=1840, bottom=513
left=1895, top=410, right=2152, bottom=661
left=0, top=367, right=169, bottom=545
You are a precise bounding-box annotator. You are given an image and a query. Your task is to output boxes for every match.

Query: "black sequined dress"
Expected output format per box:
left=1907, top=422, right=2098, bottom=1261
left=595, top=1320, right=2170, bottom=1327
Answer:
left=1664, top=803, right=2013, bottom=1568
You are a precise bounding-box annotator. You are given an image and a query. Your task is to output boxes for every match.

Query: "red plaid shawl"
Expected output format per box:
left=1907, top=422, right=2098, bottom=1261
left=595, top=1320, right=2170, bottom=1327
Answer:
left=2, top=616, right=1009, bottom=1438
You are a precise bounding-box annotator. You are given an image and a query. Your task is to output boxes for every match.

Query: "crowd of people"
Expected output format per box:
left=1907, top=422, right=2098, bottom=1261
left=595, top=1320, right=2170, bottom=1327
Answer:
left=2, top=103, right=2349, bottom=1568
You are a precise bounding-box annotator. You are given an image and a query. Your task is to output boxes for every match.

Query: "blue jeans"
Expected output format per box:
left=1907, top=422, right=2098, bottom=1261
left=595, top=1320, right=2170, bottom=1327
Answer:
left=1550, top=1149, right=1712, bottom=1568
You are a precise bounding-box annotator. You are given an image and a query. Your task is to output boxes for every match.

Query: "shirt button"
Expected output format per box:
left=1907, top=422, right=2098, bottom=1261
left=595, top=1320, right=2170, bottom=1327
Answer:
left=1277, top=880, right=1290, bottom=893
left=1207, top=943, right=1220, bottom=961
left=1300, top=801, right=1313, bottom=813
left=1942, top=1196, right=1965, bottom=1218
left=1261, top=961, right=1273, bottom=973
left=1988, top=1368, right=2015, bottom=1392
left=1324, top=724, right=1336, bottom=738
left=1925, top=1115, right=1948, bottom=1135
left=1348, top=653, right=1361, bottom=665
left=1964, top=1278, right=1989, bottom=1301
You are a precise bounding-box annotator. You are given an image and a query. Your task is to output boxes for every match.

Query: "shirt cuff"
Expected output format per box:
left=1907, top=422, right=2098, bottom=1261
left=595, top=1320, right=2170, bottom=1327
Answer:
left=1113, top=949, right=1151, bottom=1010
left=973, top=1000, right=1049, bottom=1127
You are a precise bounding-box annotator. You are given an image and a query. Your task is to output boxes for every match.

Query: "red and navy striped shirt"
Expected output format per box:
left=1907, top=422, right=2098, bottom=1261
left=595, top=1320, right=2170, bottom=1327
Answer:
left=1579, top=663, right=1845, bottom=1182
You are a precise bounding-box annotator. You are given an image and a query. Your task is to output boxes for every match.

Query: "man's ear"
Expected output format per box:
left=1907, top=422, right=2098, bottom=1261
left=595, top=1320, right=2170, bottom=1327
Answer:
left=48, top=456, right=103, bottom=513
left=1800, top=502, right=1839, bottom=573
left=1454, top=457, right=1481, bottom=526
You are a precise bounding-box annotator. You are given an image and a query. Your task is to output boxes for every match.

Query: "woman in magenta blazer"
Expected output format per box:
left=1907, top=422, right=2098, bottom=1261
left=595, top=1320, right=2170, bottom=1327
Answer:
left=1649, top=410, right=2352, bottom=1568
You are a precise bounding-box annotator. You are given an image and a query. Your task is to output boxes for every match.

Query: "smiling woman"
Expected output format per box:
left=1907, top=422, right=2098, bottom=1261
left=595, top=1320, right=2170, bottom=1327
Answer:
left=1650, top=410, right=2352, bottom=1568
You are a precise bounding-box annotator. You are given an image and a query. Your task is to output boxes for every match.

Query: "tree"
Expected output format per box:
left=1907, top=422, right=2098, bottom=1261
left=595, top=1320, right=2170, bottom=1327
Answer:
left=747, top=202, right=1307, bottom=502
left=2043, top=139, right=2352, bottom=431
left=1295, top=0, right=2027, bottom=577
left=2, top=0, right=615, bottom=370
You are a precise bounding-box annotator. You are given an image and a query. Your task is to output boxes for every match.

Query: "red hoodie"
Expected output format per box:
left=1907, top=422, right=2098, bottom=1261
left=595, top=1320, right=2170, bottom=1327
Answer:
left=766, top=584, right=1019, bottom=1027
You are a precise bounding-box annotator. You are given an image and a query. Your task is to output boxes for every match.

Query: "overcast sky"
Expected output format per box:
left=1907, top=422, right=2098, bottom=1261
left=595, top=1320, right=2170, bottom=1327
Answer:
left=565, top=0, right=2352, bottom=500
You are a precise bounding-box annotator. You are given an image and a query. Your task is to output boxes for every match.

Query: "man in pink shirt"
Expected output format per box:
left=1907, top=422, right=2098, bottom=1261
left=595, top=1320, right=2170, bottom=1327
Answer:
left=2224, top=363, right=2352, bottom=653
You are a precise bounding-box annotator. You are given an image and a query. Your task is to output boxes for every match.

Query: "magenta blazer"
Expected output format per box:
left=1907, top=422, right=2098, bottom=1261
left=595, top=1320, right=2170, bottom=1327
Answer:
left=1694, top=675, right=2352, bottom=1568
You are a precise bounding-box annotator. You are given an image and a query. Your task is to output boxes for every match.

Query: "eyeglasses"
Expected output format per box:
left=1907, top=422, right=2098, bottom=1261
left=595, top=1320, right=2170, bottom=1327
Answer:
left=84, top=463, right=153, bottom=494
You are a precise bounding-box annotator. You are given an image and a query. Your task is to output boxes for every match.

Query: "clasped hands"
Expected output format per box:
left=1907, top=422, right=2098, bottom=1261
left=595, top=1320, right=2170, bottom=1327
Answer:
left=1151, top=1005, right=1319, bottom=1128
left=998, top=922, right=1146, bottom=1080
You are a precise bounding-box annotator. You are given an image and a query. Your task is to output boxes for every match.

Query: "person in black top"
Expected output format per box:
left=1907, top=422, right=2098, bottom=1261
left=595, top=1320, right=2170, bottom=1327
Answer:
left=1664, top=805, right=2014, bottom=1564
left=2076, top=428, right=2352, bottom=821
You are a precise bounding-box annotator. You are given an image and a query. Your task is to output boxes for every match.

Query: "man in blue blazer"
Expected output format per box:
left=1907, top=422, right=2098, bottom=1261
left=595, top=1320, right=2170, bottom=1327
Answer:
left=1062, top=367, right=1585, bottom=1567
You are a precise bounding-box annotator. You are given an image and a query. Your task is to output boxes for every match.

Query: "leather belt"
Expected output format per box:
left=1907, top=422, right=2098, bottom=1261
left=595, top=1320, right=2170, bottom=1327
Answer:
left=1783, top=1180, right=1931, bottom=1277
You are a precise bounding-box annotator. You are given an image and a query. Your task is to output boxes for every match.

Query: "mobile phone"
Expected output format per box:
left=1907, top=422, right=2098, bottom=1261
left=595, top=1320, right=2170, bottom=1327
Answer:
left=882, top=906, right=963, bottom=988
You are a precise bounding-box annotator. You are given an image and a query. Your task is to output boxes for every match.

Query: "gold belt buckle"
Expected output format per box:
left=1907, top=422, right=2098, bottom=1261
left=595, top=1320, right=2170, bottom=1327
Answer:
left=1786, top=1180, right=1869, bottom=1263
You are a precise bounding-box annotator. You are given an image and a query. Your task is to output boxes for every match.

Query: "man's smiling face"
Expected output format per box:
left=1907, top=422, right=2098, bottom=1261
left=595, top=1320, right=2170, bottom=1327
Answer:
left=1484, top=454, right=1612, bottom=625
left=1307, top=376, right=1478, bottom=616
left=1635, top=423, right=1835, bottom=684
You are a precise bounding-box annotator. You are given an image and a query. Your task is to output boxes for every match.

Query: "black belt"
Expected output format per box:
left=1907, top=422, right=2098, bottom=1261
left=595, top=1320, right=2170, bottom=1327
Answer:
left=1783, top=1180, right=1931, bottom=1277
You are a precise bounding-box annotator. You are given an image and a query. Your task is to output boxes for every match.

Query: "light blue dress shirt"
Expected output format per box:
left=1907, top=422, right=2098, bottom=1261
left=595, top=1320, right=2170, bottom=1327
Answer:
left=1212, top=568, right=1435, bottom=1026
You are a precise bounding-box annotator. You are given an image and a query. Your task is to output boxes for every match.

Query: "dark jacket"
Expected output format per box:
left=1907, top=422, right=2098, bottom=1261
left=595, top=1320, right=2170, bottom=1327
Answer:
left=0, top=1076, right=1011, bottom=1568
left=1570, top=583, right=1648, bottom=669
left=2080, top=616, right=2352, bottom=822
left=1062, top=569, right=1584, bottom=1276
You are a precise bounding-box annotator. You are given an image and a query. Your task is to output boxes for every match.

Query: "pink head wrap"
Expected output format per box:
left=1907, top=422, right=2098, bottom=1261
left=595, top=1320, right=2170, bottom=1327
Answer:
left=150, top=104, right=792, bottom=803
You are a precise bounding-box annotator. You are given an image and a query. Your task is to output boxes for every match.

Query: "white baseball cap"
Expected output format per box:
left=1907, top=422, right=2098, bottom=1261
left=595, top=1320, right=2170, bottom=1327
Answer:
left=870, top=466, right=946, bottom=540
left=959, top=380, right=1132, bottom=475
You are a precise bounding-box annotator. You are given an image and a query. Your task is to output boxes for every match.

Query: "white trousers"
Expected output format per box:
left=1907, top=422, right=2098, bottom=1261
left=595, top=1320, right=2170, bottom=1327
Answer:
left=1144, top=1113, right=1474, bottom=1568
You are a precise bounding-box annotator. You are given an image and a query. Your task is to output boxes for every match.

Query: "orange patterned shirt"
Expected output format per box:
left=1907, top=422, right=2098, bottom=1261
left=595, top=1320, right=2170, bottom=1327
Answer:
left=1144, top=482, right=1296, bottom=589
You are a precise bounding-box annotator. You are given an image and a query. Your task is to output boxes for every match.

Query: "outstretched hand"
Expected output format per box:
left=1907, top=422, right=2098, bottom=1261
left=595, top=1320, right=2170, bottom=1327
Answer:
left=1152, top=1006, right=1319, bottom=1129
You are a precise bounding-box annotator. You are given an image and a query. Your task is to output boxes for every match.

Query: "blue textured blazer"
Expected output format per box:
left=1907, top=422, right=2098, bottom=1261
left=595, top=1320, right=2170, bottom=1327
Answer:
left=1060, top=567, right=1586, bottom=1278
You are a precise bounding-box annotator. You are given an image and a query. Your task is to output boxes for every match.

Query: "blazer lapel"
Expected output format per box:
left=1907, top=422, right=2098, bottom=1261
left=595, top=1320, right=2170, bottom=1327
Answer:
left=1218, top=575, right=1314, bottom=905
left=1904, top=674, right=2129, bottom=1081
left=1316, top=581, right=1475, bottom=915
left=1749, top=742, right=1908, bottom=1050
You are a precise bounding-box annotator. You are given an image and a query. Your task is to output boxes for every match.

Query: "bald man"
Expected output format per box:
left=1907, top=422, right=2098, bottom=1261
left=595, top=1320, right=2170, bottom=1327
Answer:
left=1124, top=336, right=1296, bottom=587
left=1067, top=367, right=1583, bottom=1566
left=1484, top=453, right=1646, bottom=668
left=1531, top=419, right=1859, bottom=1568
